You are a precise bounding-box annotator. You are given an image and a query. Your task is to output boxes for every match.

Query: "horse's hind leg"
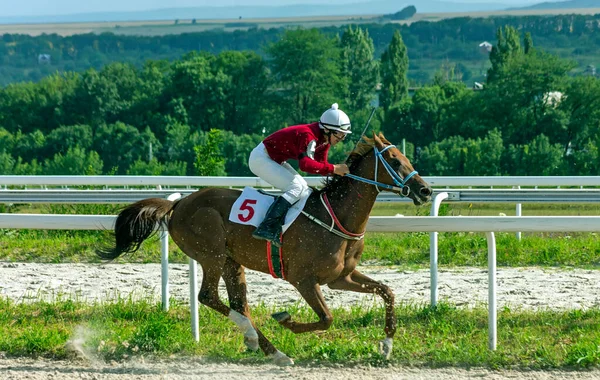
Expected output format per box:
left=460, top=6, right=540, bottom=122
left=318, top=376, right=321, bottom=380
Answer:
left=327, top=269, right=396, bottom=359
left=195, top=252, right=265, bottom=357
left=222, top=259, right=294, bottom=366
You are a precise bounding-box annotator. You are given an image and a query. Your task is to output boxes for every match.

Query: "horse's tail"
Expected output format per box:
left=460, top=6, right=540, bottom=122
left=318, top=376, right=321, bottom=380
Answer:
left=97, top=198, right=177, bottom=261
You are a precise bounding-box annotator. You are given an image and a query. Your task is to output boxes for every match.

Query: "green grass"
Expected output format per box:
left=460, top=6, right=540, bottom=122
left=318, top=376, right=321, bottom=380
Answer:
left=1, top=297, right=600, bottom=368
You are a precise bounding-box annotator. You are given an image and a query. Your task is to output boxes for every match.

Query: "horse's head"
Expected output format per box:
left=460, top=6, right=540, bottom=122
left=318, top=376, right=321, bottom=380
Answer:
left=347, top=133, right=432, bottom=206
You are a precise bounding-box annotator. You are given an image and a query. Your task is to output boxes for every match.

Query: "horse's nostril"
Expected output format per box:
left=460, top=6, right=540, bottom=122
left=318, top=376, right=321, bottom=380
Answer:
left=421, top=187, right=432, bottom=197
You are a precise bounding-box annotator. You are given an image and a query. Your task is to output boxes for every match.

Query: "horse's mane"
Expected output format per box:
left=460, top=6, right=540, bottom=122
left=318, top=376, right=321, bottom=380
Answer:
left=319, top=132, right=392, bottom=193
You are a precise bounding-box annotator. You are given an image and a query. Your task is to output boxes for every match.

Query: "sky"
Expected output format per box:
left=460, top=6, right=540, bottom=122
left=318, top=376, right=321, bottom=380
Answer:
left=0, top=0, right=551, bottom=17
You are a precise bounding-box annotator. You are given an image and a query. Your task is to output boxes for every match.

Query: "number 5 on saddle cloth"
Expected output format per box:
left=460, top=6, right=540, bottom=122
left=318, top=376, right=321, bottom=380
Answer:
left=228, top=187, right=312, bottom=233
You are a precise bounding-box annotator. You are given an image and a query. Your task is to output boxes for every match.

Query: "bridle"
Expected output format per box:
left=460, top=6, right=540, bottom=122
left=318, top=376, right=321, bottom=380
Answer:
left=303, top=144, right=418, bottom=240
left=345, top=144, right=418, bottom=197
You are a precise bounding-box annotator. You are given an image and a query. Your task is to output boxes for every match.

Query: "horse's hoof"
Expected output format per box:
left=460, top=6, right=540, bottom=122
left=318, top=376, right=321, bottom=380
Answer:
left=244, top=335, right=259, bottom=351
left=270, top=350, right=294, bottom=366
left=378, top=337, right=393, bottom=360
left=271, top=311, right=291, bottom=323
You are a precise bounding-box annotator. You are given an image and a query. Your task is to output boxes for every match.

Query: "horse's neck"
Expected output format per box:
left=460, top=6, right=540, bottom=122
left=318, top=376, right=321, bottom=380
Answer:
left=324, top=177, right=379, bottom=234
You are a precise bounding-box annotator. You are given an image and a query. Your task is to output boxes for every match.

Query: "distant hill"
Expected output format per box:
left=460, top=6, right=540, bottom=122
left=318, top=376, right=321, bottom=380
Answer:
left=0, top=0, right=513, bottom=24
left=514, top=0, right=600, bottom=10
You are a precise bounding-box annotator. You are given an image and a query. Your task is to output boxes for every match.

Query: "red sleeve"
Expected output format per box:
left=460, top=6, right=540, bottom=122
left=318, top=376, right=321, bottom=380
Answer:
left=299, top=144, right=334, bottom=175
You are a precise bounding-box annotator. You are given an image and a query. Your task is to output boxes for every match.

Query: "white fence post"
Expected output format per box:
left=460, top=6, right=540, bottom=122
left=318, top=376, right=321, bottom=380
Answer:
left=160, top=193, right=182, bottom=312
left=429, top=192, right=448, bottom=307
left=160, top=231, right=170, bottom=311
left=189, top=258, right=199, bottom=342
left=515, top=186, right=522, bottom=241
left=486, top=232, right=497, bottom=350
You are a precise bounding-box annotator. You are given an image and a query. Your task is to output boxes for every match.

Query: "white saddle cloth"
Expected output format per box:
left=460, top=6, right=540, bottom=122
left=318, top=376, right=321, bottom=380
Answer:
left=228, top=187, right=312, bottom=233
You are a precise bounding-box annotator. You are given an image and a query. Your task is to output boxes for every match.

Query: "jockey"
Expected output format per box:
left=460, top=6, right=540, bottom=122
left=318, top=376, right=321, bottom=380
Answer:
left=248, top=103, right=352, bottom=247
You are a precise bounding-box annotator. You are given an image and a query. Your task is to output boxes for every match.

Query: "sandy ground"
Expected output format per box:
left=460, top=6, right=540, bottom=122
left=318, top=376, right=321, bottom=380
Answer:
left=2, top=263, right=600, bottom=379
left=2, top=263, right=600, bottom=310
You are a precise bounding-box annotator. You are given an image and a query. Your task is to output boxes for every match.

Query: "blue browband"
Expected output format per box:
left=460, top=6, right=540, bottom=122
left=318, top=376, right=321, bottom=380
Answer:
left=345, top=144, right=417, bottom=195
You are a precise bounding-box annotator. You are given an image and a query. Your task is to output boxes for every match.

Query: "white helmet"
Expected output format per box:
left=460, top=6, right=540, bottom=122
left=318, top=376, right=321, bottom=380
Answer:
left=319, top=103, right=351, bottom=134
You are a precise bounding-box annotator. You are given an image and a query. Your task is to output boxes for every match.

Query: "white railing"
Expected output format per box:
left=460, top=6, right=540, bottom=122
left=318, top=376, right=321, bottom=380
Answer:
left=2, top=211, right=599, bottom=351
left=1, top=175, right=600, bottom=188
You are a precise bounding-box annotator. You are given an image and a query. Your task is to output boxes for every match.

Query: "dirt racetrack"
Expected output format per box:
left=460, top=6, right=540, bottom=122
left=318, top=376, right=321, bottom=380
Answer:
left=2, top=263, right=600, bottom=379
left=2, top=356, right=600, bottom=380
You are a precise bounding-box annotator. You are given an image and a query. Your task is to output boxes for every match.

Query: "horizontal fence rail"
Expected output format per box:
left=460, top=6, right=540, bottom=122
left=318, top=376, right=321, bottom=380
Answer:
left=2, top=214, right=599, bottom=232
left=3, top=189, right=600, bottom=204
left=2, top=175, right=600, bottom=188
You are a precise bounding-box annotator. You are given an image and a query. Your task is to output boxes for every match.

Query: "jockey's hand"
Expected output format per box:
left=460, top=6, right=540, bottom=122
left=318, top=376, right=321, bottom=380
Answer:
left=333, top=164, right=350, bottom=176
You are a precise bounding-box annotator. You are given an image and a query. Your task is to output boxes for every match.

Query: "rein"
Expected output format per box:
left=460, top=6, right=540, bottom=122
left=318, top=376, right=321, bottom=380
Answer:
left=302, top=143, right=417, bottom=241
left=301, top=192, right=364, bottom=241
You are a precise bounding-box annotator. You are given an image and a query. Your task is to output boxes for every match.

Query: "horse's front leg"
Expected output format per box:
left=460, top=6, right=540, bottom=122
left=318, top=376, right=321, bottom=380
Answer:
left=273, top=279, right=334, bottom=334
left=327, top=269, right=396, bottom=359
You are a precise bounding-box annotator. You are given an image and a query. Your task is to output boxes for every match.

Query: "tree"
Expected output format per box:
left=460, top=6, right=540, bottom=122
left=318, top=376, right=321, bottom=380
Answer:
left=482, top=50, right=575, bottom=146
left=194, top=129, right=226, bottom=176
left=44, top=146, right=103, bottom=175
left=380, top=30, right=409, bottom=112
left=267, top=28, right=342, bottom=125
left=409, top=85, right=445, bottom=146
left=69, top=65, right=141, bottom=131
left=561, top=76, right=600, bottom=154
left=487, top=26, right=522, bottom=84
left=524, top=32, right=534, bottom=55
left=570, top=139, right=599, bottom=175
left=340, top=26, right=378, bottom=115
left=166, top=52, right=229, bottom=131
left=44, top=124, right=93, bottom=157
left=127, top=158, right=187, bottom=176
left=12, top=130, right=46, bottom=163
left=213, top=51, right=270, bottom=134
left=221, top=131, right=264, bottom=176
left=462, top=130, right=504, bottom=176
left=0, top=151, right=15, bottom=174
left=0, top=128, right=14, bottom=153
left=93, top=122, right=158, bottom=174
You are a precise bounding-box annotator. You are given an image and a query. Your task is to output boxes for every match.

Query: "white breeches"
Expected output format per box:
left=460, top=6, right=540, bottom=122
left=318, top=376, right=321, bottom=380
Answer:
left=248, top=142, right=309, bottom=204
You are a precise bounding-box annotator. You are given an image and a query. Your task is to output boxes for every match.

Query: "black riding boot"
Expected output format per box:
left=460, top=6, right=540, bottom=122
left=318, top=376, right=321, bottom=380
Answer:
left=252, top=196, right=293, bottom=247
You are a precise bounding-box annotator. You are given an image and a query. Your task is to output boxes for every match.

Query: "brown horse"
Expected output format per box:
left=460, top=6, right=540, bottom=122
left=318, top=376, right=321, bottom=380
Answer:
left=99, top=133, right=432, bottom=365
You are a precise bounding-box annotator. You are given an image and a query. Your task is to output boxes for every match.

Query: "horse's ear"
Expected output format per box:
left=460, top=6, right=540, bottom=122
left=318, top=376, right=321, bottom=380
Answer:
left=372, top=132, right=384, bottom=148
left=378, top=132, right=391, bottom=145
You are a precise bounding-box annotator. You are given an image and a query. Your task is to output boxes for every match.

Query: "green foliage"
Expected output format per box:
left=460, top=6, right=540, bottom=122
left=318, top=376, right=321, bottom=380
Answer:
left=0, top=21, right=598, bottom=176
left=194, top=129, right=226, bottom=176
left=166, top=52, right=228, bottom=131
left=213, top=50, right=271, bottom=135
left=44, top=146, right=104, bottom=175
left=380, top=30, right=409, bottom=111
left=44, top=125, right=93, bottom=158
left=487, top=26, right=523, bottom=84
left=93, top=123, right=157, bottom=174
left=267, top=28, right=343, bottom=125
left=502, top=135, right=566, bottom=176
left=340, top=26, right=379, bottom=114
left=221, top=131, right=263, bottom=176
left=127, top=158, right=187, bottom=176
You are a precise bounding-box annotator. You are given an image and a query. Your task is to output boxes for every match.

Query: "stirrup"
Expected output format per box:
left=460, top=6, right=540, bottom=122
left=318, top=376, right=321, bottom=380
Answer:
left=252, top=226, right=282, bottom=246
